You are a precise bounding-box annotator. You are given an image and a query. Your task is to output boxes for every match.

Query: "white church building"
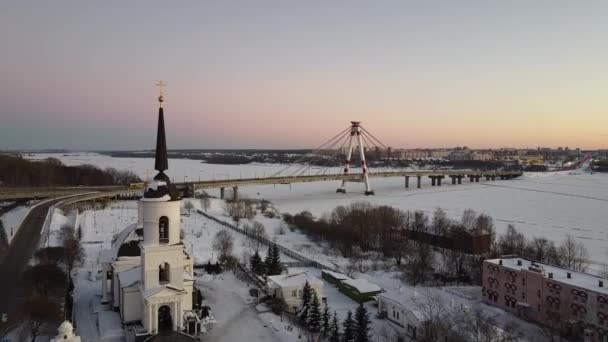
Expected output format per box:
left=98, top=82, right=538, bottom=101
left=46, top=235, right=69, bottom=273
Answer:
left=100, top=89, right=199, bottom=341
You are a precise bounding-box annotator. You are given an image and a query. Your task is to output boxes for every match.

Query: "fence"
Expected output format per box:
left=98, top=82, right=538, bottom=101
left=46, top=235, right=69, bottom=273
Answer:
left=197, top=210, right=337, bottom=272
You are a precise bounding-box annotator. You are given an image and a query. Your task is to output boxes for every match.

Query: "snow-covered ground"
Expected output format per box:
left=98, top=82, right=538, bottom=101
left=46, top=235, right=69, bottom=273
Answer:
left=28, top=153, right=608, bottom=266
left=0, top=204, right=30, bottom=244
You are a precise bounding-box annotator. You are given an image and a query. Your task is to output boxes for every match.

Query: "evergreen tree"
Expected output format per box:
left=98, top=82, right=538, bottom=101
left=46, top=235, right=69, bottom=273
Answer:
left=307, top=290, right=322, bottom=331
left=329, top=311, right=340, bottom=342
left=299, top=280, right=313, bottom=323
left=249, top=251, right=263, bottom=275
left=265, top=243, right=283, bottom=276
left=354, top=304, right=371, bottom=342
left=263, top=246, right=273, bottom=274
left=322, top=305, right=331, bottom=337
left=342, top=311, right=355, bottom=342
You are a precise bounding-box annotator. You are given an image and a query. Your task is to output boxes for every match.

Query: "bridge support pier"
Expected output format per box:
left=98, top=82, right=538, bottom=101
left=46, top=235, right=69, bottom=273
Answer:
left=405, top=176, right=409, bottom=188
left=475, top=175, right=480, bottom=182
left=430, top=177, right=436, bottom=186
left=232, top=186, right=239, bottom=201
left=417, top=176, right=421, bottom=188
left=220, top=187, right=225, bottom=200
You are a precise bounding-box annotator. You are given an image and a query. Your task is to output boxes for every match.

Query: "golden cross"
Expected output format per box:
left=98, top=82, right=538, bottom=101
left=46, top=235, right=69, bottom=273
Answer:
left=155, top=80, right=166, bottom=106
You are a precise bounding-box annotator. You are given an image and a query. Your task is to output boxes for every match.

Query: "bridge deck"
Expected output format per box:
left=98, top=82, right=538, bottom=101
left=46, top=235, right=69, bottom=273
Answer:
left=0, top=170, right=522, bottom=201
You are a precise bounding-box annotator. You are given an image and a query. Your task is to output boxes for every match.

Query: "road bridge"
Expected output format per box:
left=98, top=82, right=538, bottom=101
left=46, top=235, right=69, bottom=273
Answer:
left=0, top=170, right=522, bottom=202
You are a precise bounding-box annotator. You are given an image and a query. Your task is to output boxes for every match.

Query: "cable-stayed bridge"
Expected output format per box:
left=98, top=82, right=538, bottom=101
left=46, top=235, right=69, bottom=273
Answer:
left=0, top=121, right=522, bottom=201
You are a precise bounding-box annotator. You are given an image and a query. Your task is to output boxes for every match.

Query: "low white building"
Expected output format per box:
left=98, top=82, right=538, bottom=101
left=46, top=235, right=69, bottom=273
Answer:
left=377, top=289, right=426, bottom=341
left=268, top=272, right=324, bottom=313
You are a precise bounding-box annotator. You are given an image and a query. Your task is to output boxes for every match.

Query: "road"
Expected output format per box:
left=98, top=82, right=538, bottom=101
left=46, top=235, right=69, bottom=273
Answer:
left=0, top=198, right=64, bottom=330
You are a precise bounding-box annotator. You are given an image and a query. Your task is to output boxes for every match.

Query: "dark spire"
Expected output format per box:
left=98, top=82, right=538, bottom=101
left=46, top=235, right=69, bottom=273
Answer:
left=154, top=106, right=169, bottom=173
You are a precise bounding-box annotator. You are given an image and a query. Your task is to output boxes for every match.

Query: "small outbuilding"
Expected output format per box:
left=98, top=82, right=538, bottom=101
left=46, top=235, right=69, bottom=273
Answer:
left=339, top=278, right=382, bottom=303
left=267, top=272, right=324, bottom=313
left=322, top=270, right=352, bottom=286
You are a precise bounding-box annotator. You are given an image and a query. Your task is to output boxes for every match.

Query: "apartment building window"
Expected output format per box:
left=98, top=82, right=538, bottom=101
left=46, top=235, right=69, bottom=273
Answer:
left=522, top=292, right=526, bottom=300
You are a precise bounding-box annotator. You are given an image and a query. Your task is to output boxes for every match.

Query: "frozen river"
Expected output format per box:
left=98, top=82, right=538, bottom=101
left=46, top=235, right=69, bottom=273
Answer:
left=28, top=153, right=608, bottom=266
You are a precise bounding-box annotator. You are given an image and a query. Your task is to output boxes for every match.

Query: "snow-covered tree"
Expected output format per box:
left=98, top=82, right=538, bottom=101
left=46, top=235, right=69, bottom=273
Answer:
left=307, top=290, right=322, bottom=331
left=298, top=280, right=313, bottom=323
left=354, top=304, right=372, bottom=342
left=329, top=311, right=340, bottom=342
left=264, top=243, right=282, bottom=276
left=322, top=305, right=331, bottom=337
left=342, top=311, right=355, bottom=342
left=249, top=251, right=264, bottom=275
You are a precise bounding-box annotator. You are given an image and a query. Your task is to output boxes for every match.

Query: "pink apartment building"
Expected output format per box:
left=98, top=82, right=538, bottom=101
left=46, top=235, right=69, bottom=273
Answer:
left=482, top=257, right=607, bottom=342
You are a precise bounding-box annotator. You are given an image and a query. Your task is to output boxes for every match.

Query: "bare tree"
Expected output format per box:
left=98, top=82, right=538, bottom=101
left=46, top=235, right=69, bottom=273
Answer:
left=184, top=201, right=194, bottom=215
left=558, top=235, right=589, bottom=271
left=20, top=264, right=68, bottom=297
left=20, top=296, right=61, bottom=342
left=497, top=225, right=526, bottom=256
left=412, top=291, right=454, bottom=341
left=403, top=242, right=434, bottom=285
left=432, top=208, right=449, bottom=236
left=244, top=221, right=267, bottom=252
left=58, top=226, right=83, bottom=276
left=212, top=230, right=234, bottom=260
left=461, top=208, right=477, bottom=231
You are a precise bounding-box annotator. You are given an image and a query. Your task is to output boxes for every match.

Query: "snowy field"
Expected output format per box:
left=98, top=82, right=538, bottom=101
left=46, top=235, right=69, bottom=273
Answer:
left=30, top=153, right=608, bottom=265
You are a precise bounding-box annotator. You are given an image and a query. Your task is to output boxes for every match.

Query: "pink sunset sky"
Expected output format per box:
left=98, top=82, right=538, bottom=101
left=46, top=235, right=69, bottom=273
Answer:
left=1, top=1, right=607, bottom=150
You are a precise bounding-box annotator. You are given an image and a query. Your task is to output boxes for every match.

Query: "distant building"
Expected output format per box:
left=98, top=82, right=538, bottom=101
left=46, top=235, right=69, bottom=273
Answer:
left=482, top=257, right=607, bottom=341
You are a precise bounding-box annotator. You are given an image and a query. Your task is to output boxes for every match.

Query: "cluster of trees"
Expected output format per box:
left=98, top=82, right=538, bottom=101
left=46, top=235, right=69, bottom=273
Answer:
left=0, top=154, right=141, bottom=187
left=223, top=199, right=255, bottom=223
left=249, top=243, right=283, bottom=276
left=286, top=203, right=591, bottom=287
left=286, top=204, right=495, bottom=260
left=291, top=281, right=372, bottom=342
left=495, top=225, right=589, bottom=272
left=19, top=225, right=84, bottom=341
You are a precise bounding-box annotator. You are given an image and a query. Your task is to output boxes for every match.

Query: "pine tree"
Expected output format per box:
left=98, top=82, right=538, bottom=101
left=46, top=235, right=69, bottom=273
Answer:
left=265, top=243, right=283, bottom=276
left=263, top=246, right=273, bottom=274
left=307, top=290, right=322, bottom=331
left=322, top=305, right=331, bottom=337
left=354, top=304, right=372, bottom=342
left=299, top=280, right=313, bottom=323
left=342, top=311, right=355, bottom=342
left=250, top=251, right=263, bottom=275
left=329, top=311, right=340, bottom=342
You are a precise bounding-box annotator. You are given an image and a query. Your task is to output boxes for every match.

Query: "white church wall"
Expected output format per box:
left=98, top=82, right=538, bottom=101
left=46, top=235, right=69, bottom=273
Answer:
left=121, top=287, right=142, bottom=323
left=141, top=244, right=186, bottom=289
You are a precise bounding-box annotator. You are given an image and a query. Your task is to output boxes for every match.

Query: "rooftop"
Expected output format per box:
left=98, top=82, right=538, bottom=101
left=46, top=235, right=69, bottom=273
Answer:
left=487, top=258, right=607, bottom=295
left=342, top=278, right=381, bottom=293
left=268, top=271, right=322, bottom=288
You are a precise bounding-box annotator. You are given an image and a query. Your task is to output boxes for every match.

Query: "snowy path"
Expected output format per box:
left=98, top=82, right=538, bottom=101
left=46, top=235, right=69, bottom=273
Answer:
left=197, top=273, right=282, bottom=342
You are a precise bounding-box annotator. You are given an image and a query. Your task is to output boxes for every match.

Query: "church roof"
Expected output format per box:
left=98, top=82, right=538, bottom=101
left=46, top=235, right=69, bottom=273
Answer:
left=118, top=266, right=141, bottom=288
left=144, top=95, right=179, bottom=201
left=142, top=285, right=186, bottom=299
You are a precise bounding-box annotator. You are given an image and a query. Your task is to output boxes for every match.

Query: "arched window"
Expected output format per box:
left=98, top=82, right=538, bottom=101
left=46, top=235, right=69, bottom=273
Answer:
left=159, top=262, right=170, bottom=284
left=159, top=216, right=169, bottom=244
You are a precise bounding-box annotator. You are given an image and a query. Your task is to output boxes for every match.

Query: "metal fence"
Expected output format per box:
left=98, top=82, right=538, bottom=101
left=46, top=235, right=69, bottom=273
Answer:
left=197, top=210, right=337, bottom=272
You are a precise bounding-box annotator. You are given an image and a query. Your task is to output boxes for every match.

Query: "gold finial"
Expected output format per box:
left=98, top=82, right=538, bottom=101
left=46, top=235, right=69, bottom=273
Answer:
left=155, top=80, right=166, bottom=107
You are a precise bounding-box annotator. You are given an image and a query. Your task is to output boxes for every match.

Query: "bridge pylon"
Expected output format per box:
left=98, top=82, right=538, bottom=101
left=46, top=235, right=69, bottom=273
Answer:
left=336, top=121, right=374, bottom=195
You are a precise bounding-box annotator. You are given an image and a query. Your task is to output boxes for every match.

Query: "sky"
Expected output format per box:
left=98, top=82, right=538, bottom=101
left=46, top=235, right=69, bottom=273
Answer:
left=1, top=1, right=607, bottom=150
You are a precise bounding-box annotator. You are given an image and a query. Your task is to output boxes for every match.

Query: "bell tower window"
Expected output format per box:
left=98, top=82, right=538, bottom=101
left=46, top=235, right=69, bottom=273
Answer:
left=159, top=216, right=169, bottom=244
left=159, top=262, right=170, bottom=284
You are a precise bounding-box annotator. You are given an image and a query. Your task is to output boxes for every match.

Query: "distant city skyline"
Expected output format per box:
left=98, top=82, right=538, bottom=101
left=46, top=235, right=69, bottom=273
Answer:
left=1, top=1, right=608, bottom=150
